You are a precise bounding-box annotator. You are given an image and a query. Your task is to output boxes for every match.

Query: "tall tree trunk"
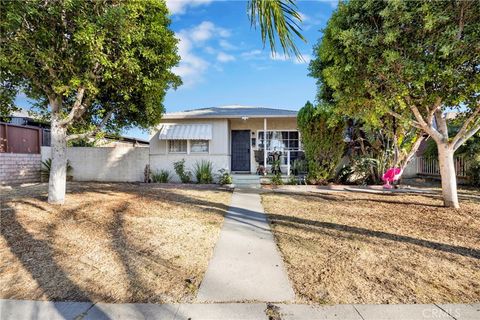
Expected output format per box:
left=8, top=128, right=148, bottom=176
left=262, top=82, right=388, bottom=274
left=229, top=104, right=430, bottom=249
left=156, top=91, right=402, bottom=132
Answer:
left=437, top=143, right=459, bottom=208
left=48, top=113, right=68, bottom=204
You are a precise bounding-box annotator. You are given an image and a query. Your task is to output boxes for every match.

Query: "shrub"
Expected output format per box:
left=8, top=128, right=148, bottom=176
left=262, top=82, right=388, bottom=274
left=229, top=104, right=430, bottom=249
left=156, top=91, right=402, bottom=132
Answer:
left=194, top=160, right=213, bottom=184
left=173, top=159, right=192, bottom=183
left=152, top=170, right=171, bottom=183
left=292, top=159, right=307, bottom=175
left=218, top=169, right=233, bottom=185
left=41, top=158, right=73, bottom=181
left=467, top=160, right=480, bottom=187
left=270, top=173, right=284, bottom=185
left=287, top=175, right=298, bottom=185
left=297, top=101, right=345, bottom=184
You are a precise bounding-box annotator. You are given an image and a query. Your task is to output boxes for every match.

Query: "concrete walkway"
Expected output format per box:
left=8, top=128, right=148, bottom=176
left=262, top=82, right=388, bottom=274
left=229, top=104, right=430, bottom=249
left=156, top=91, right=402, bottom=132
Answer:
left=196, top=188, right=295, bottom=302
left=1, top=299, right=479, bottom=320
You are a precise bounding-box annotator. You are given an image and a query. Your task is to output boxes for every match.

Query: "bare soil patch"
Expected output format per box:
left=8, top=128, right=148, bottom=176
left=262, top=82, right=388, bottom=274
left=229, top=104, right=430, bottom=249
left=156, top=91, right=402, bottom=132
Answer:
left=0, top=182, right=231, bottom=303
left=261, top=190, right=480, bottom=304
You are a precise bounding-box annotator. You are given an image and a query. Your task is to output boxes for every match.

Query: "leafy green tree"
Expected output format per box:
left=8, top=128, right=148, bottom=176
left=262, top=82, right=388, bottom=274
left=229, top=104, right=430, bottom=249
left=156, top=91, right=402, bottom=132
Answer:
left=1, top=0, right=181, bottom=204
left=297, top=101, right=345, bottom=184
left=310, top=0, right=480, bottom=207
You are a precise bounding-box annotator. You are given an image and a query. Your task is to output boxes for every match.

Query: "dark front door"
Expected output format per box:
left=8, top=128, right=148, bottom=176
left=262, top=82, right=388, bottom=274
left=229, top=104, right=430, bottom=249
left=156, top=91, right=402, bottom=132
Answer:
left=231, top=130, right=250, bottom=172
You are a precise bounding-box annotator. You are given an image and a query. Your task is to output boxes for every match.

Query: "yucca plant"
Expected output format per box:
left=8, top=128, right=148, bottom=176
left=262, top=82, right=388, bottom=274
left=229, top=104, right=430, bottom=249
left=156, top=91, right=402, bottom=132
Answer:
left=41, top=158, right=73, bottom=182
left=194, top=160, right=214, bottom=184
left=152, top=169, right=171, bottom=183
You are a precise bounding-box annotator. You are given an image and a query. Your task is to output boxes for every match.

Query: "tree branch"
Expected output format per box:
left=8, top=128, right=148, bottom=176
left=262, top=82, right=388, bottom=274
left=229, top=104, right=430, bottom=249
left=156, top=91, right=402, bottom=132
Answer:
left=398, top=133, right=425, bottom=171
left=453, top=120, right=480, bottom=152
left=65, top=110, right=113, bottom=142
left=388, top=110, right=422, bottom=129
left=434, top=108, right=448, bottom=139
left=408, top=102, right=443, bottom=142
left=451, top=103, right=480, bottom=149
left=59, top=87, right=86, bottom=126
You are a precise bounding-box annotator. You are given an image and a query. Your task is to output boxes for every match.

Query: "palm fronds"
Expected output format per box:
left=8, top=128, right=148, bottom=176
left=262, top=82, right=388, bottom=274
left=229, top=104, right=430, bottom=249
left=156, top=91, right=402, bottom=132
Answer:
left=248, top=0, right=306, bottom=59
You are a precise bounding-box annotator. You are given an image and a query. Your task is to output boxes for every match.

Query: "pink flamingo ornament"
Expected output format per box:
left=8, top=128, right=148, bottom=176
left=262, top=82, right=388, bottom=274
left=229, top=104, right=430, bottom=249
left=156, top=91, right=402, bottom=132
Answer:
left=382, top=167, right=402, bottom=189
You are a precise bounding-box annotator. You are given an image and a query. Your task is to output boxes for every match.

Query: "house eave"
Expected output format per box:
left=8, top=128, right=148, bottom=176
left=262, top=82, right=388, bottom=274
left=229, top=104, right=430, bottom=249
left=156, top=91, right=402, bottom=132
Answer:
left=161, top=114, right=297, bottom=120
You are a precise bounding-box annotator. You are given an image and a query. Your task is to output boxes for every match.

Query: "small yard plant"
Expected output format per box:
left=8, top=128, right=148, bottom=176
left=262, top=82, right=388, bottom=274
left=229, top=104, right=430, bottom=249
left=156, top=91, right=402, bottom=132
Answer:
left=152, top=170, right=171, bottom=183
left=41, top=158, right=73, bottom=181
left=194, top=160, right=214, bottom=184
left=173, top=159, right=192, bottom=183
left=287, top=175, right=297, bottom=185
left=218, top=169, right=233, bottom=185
left=270, top=173, right=284, bottom=185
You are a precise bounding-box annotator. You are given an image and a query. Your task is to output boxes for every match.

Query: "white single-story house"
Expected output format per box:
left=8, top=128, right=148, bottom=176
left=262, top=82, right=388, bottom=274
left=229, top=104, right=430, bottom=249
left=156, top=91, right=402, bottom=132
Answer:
left=149, top=105, right=303, bottom=178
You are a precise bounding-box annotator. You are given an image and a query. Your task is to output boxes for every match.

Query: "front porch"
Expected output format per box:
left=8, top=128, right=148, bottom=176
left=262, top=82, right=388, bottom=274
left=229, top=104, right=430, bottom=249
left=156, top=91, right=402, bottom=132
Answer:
left=228, top=117, right=305, bottom=175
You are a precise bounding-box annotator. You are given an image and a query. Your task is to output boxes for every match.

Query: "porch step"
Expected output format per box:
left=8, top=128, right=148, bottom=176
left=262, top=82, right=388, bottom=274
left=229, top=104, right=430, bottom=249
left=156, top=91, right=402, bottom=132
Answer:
left=231, top=174, right=261, bottom=189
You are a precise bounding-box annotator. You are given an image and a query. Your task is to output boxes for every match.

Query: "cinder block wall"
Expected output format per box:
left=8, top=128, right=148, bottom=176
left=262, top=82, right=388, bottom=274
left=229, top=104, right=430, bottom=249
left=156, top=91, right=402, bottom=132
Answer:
left=41, top=146, right=149, bottom=182
left=0, top=153, right=41, bottom=185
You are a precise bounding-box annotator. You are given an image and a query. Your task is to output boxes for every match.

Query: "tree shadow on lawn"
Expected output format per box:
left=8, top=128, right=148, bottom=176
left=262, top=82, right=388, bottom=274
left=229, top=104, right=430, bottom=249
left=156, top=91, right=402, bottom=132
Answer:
left=265, top=189, right=480, bottom=208
left=265, top=210, right=480, bottom=260
left=0, top=203, right=111, bottom=319
left=107, top=202, right=183, bottom=303
left=0, top=183, right=230, bottom=314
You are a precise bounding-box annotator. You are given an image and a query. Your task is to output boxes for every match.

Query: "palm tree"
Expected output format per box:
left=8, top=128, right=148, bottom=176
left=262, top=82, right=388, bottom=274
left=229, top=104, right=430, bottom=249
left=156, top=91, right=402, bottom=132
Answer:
left=248, top=0, right=306, bottom=59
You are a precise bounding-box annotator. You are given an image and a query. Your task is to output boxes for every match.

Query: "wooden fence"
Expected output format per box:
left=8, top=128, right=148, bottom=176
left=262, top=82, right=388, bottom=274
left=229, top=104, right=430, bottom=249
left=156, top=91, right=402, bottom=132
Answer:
left=0, top=122, right=42, bottom=154
left=417, top=156, right=470, bottom=178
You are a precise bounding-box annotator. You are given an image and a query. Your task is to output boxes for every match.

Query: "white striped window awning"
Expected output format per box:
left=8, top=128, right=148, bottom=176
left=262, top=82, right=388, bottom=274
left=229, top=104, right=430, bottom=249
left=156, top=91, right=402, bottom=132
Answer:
left=158, top=124, right=213, bottom=140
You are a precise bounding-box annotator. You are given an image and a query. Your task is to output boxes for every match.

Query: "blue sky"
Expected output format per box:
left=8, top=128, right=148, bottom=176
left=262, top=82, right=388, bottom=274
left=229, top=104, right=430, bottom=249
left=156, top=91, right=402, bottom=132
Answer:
left=15, top=0, right=337, bottom=139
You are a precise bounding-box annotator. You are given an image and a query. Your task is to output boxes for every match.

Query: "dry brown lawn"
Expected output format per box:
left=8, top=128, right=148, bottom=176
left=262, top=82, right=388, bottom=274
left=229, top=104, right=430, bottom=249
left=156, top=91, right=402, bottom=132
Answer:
left=0, top=182, right=231, bottom=303
left=261, top=190, right=480, bottom=304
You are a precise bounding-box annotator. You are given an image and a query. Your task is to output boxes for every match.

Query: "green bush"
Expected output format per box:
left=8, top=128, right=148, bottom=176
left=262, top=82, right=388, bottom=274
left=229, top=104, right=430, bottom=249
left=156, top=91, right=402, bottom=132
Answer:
left=270, top=173, right=284, bottom=185
left=292, top=159, right=307, bottom=175
left=173, top=159, right=192, bottom=183
left=287, top=175, right=298, bottom=185
left=194, top=160, right=213, bottom=184
left=152, top=170, right=171, bottom=183
left=41, top=158, right=73, bottom=181
left=467, top=160, right=480, bottom=187
left=297, top=101, right=345, bottom=184
left=218, top=169, right=233, bottom=185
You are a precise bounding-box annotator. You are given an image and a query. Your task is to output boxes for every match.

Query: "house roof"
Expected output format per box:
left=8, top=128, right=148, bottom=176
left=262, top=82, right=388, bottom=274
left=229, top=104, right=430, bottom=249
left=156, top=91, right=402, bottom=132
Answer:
left=162, top=105, right=298, bottom=119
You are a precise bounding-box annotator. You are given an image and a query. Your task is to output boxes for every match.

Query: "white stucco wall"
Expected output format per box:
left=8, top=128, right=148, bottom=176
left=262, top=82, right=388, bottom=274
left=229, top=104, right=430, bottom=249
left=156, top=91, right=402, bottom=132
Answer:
left=402, top=157, right=418, bottom=179
left=41, top=146, right=149, bottom=182
left=149, top=119, right=230, bottom=181
left=148, top=117, right=300, bottom=176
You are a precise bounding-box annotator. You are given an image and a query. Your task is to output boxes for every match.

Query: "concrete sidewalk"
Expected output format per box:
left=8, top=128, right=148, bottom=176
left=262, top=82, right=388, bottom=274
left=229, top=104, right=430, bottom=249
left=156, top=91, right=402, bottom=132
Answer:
left=196, top=188, right=295, bottom=302
left=1, top=299, right=478, bottom=320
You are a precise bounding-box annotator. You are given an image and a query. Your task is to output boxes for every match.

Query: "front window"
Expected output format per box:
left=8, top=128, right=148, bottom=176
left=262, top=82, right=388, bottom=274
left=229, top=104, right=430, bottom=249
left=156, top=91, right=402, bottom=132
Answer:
left=258, top=131, right=300, bottom=151
left=190, top=140, right=209, bottom=153
left=258, top=131, right=303, bottom=165
left=168, top=140, right=187, bottom=153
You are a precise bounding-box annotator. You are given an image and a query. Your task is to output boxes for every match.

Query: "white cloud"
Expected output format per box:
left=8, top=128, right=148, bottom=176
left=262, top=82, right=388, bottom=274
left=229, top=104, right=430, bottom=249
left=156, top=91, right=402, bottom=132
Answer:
left=173, top=21, right=233, bottom=87
left=241, top=49, right=264, bottom=59
left=293, top=54, right=312, bottom=64
left=219, top=39, right=237, bottom=50
left=217, top=52, right=235, bottom=63
left=166, top=0, right=213, bottom=15
left=172, top=33, right=208, bottom=87
left=270, top=53, right=289, bottom=61
left=270, top=52, right=312, bottom=64
left=189, top=21, right=230, bottom=42
left=204, top=46, right=216, bottom=54
left=298, top=12, right=309, bottom=23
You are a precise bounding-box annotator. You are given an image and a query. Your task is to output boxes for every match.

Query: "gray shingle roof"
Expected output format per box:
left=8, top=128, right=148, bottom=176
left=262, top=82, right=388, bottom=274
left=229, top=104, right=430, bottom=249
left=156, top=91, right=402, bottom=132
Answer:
left=162, top=105, right=298, bottom=119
